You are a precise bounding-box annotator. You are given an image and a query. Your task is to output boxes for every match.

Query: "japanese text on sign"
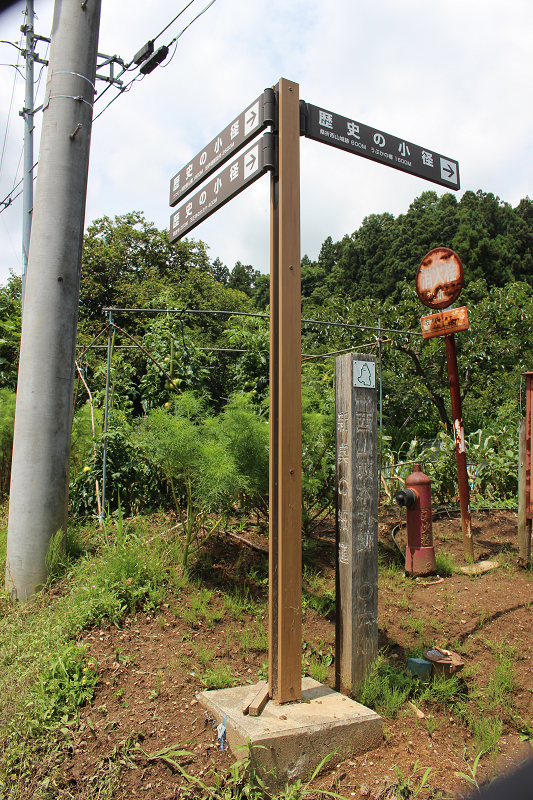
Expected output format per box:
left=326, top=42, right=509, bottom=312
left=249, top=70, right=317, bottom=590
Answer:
left=302, top=102, right=459, bottom=190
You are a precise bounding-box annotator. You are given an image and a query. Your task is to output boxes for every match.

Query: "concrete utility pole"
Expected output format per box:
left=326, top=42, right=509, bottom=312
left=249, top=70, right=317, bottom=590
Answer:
left=5, top=0, right=102, bottom=600
left=21, top=0, right=35, bottom=310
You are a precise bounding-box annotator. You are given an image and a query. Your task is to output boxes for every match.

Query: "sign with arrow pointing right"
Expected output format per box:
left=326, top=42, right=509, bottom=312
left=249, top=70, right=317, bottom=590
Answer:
left=301, top=102, right=460, bottom=190
left=169, top=89, right=274, bottom=206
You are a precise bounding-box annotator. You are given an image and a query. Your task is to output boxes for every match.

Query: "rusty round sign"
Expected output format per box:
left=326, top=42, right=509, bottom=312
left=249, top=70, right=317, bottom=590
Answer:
left=415, top=247, right=464, bottom=309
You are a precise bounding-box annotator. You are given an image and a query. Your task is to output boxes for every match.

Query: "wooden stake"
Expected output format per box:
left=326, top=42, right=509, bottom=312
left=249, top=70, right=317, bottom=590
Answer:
left=269, top=78, right=302, bottom=703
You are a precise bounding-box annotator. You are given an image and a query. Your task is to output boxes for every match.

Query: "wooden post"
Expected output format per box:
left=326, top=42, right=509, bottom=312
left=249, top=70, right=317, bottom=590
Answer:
left=335, top=353, right=378, bottom=694
left=518, top=418, right=531, bottom=566
left=268, top=78, right=302, bottom=703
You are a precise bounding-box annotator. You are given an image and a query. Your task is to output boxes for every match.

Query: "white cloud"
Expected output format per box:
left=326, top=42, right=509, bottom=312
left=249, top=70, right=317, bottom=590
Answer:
left=1, top=0, right=532, bottom=285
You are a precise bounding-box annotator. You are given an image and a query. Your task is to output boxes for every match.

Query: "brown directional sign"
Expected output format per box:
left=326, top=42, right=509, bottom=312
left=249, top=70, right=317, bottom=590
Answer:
left=169, top=89, right=274, bottom=207
left=421, top=306, right=469, bottom=339
left=169, top=134, right=274, bottom=243
left=301, top=102, right=460, bottom=190
left=415, top=247, right=464, bottom=309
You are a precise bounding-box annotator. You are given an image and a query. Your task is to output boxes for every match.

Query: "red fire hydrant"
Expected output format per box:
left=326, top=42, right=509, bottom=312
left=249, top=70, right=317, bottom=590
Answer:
left=395, top=464, right=437, bottom=577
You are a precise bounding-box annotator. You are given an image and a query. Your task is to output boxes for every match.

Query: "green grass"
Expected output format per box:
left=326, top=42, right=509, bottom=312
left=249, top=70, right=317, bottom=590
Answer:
left=435, top=551, right=455, bottom=577
left=0, top=517, right=168, bottom=795
left=200, top=663, right=234, bottom=689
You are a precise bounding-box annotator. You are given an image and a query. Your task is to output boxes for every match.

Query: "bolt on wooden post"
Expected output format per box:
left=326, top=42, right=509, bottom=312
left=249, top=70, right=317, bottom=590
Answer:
left=268, top=78, right=302, bottom=703
left=335, top=353, right=378, bottom=694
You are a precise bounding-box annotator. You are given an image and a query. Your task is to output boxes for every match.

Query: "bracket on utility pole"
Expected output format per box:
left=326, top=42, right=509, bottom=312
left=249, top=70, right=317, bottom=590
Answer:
left=96, top=53, right=125, bottom=87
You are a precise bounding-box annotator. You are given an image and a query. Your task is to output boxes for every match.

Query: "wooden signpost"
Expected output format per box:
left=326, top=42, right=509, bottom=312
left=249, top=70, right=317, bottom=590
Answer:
left=335, top=354, right=378, bottom=694
left=168, top=83, right=460, bottom=701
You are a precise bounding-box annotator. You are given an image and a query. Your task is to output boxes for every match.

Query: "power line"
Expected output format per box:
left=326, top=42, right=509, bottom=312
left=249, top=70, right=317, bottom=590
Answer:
left=94, top=0, right=220, bottom=119
left=0, top=16, right=24, bottom=186
left=153, top=0, right=198, bottom=43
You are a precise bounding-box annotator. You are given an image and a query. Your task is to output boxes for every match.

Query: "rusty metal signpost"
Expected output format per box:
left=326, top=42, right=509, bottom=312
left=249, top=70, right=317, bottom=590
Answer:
left=415, top=248, right=474, bottom=562
left=168, top=84, right=460, bottom=700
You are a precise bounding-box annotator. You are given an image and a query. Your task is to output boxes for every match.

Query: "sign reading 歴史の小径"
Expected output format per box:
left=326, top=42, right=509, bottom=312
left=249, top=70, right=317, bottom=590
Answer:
left=169, top=90, right=274, bottom=207
left=301, top=102, right=459, bottom=190
left=169, top=135, right=274, bottom=243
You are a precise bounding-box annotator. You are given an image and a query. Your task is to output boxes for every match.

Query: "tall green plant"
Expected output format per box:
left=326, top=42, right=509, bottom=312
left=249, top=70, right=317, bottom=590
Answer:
left=140, top=392, right=248, bottom=572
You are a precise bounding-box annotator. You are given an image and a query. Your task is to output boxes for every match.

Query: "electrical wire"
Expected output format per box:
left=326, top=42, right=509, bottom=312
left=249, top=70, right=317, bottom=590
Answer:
left=0, top=15, right=24, bottom=186
left=92, top=73, right=144, bottom=122
left=94, top=0, right=219, bottom=117
left=167, top=0, right=219, bottom=48
left=152, top=0, right=198, bottom=43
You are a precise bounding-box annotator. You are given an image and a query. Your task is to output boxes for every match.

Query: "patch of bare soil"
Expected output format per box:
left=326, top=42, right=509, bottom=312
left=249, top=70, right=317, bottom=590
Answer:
left=56, top=509, right=533, bottom=798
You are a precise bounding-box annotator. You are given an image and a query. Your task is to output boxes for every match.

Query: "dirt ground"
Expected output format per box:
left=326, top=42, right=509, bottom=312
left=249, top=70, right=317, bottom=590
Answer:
left=56, top=508, right=533, bottom=798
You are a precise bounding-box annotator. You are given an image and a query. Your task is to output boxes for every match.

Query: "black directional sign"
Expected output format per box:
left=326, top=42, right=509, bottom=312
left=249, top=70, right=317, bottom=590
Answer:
left=169, top=89, right=274, bottom=207
left=169, top=134, right=274, bottom=243
left=301, top=102, right=460, bottom=190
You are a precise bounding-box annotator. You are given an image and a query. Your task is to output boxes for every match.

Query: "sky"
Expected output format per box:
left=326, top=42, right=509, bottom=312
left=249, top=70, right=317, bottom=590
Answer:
left=1, top=0, right=533, bottom=287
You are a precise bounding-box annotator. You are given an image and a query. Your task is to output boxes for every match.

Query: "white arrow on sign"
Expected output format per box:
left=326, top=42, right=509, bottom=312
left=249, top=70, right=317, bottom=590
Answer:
left=245, top=100, right=260, bottom=131
left=440, top=158, right=458, bottom=185
left=244, top=144, right=259, bottom=176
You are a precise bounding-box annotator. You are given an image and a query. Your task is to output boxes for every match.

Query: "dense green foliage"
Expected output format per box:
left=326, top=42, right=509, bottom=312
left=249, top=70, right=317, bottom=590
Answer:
left=294, top=190, right=533, bottom=307
left=1, top=188, right=532, bottom=514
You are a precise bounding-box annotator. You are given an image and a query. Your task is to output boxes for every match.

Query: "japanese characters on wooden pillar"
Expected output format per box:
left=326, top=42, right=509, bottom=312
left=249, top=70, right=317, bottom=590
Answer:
left=335, top=353, right=378, bottom=694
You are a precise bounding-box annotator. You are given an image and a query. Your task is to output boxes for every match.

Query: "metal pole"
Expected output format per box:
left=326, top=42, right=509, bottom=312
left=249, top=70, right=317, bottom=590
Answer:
left=268, top=78, right=302, bottom=703
left=101, top=311, right=113, bottom=520
left=444, top=333, right=474, bottom=562
left=6, top=0, right=102, bottom=600
left=21, top=0, right=34, bottom=315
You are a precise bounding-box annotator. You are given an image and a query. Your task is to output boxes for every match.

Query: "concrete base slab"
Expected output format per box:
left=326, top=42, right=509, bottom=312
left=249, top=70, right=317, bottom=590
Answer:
left=197, top=678, right=382, bottom=784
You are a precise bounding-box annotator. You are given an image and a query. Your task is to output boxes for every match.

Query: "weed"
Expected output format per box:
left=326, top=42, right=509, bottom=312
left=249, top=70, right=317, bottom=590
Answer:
left=114, top=647, right=134, bottom=666
left=200, top=664, right=234, bottom=689
left=405, top=617, right=425, bottom=638
left=307, top=654, right=329, bottom=684
left=157, top=614, right=166, bottom=629
left=149, top=667, right=165, bottom=699
left=455, top=748, right=484, bottom=793
left=435, top=551, right=455, bottom=577
left=424, top=715, right=440, bottom=737
left=471, top=716, right=502, bottom=755
left=195, top=644, right=215, bottom=668
left=30, top=643, right=99, bottom=734
left=378, top=759, right=432, bottom=799
left=354, top=655, right=411, bottom=717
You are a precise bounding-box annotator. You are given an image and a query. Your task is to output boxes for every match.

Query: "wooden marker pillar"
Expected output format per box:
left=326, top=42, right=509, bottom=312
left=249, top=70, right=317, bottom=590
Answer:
left=335, top=353, right=378, bottom=694
left=269, top=78, right=302, bottom=703
left=518, top=372, right=533, bottom=566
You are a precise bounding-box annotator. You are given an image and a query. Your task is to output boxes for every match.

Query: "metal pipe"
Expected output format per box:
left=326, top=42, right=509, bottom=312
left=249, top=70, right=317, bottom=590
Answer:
left=444, top=333, right=474, bottom=561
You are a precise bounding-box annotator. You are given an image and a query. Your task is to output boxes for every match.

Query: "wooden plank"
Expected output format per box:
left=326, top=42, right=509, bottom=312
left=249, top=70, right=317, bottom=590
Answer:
left=242, top=680, right=267, bottom=715
left=335, top=353, right=378, bottom=694
left=268, top=77, right=302, bottom=704
left=249, top=682, right=270, bottom=717
left=518, top=418, right=531, bottom=565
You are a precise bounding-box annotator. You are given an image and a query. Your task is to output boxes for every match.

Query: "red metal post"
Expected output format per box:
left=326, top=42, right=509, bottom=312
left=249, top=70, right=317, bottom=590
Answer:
left=444, top=333, right=474, bottom=561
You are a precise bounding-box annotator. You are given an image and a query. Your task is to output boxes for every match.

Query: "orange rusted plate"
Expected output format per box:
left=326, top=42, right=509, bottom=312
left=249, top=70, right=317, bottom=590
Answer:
left=416, top=247, right=464, bottom=309
left=420, top=306, right=469, bottom=339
